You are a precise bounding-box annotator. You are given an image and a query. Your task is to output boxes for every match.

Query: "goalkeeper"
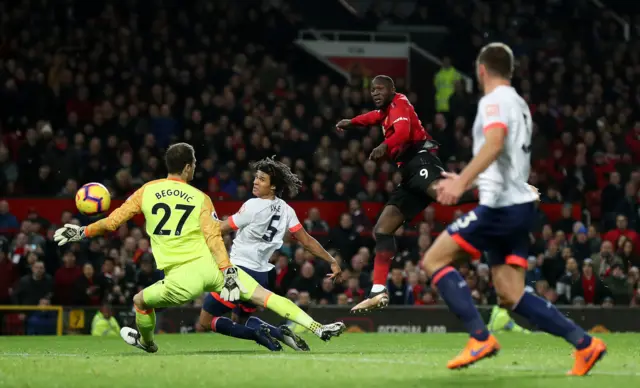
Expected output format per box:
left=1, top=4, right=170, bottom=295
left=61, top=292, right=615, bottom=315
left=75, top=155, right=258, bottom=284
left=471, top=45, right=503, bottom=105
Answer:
left=54, top=143, right=345, bottom=353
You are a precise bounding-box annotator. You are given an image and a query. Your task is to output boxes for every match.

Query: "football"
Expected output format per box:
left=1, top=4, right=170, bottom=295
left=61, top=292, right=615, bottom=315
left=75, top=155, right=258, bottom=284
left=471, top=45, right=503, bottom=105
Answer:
left=75, top=183, right=111, bottom=216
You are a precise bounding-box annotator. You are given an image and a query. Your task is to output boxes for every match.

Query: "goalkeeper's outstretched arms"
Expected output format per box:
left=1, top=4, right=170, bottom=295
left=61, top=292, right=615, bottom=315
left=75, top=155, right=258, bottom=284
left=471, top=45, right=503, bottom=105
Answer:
left=54, top=188, right=143, bottom=246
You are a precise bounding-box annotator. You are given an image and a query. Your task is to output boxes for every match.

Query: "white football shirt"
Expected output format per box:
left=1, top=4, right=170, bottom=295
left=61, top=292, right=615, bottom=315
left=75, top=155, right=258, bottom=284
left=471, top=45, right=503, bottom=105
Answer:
left=472, top=85, right=539, bottom=207
left=227, top=197, right=302, bottom=271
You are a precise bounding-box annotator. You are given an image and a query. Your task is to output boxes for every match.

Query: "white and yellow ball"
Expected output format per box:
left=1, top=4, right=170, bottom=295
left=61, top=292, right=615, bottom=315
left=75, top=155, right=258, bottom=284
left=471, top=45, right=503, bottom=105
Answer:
left=75, top=183, right=111, bottom=216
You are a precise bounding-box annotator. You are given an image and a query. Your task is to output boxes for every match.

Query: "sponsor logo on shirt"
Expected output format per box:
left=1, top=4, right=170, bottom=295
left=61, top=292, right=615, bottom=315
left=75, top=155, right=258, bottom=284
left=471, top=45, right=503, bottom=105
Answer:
left=485, top=104, right=500, bottom=117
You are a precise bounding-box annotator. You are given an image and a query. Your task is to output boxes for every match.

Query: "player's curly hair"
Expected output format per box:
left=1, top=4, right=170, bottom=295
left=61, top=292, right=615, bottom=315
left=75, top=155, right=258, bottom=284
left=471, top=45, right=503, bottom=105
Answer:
left=251, top=156, right=303, bottom=198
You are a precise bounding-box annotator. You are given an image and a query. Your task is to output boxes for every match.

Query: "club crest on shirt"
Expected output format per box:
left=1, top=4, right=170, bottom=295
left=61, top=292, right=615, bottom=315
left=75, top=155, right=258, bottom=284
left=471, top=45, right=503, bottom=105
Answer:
left=485, top=104, right=500, bottom=117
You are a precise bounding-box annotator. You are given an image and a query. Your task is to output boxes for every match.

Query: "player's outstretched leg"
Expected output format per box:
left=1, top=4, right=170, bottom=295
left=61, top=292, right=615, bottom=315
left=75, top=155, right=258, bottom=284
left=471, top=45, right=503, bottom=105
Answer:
left=202, top=315, right=282, bottom=352
left=351, top=205, right=404, bottom=313
left=422, top=231, right=500, bottom=369
left=246, top=316, right=310, bottom=351
left=121, top=293, right=159, bottom=353
left=199, top=294, right=282, bottom=351
left=250, top=287, right=345, bottom=341
left=492, top=265, right=606, bottom=376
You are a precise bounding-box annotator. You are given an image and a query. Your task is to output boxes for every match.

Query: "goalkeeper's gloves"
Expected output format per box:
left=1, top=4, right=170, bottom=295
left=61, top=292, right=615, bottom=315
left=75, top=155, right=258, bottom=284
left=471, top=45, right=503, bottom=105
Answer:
left=53, top=224, right=87, bottom=246
left=220, top=266, right=247, bottom=302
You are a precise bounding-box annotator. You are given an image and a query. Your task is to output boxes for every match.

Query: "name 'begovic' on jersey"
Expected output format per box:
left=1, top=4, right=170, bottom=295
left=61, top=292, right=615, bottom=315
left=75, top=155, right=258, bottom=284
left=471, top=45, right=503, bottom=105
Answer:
left=472, top=85, right=539, bottom=207
left=226, top=197, right=302, bottom=272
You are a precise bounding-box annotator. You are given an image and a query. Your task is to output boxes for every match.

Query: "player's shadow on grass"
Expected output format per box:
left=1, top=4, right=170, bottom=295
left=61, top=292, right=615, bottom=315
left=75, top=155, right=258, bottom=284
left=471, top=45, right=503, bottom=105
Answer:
left=116, top=350, right=263, bottom=357
left=302, top=350, right=397, bottom=355
left=424, top=372, right=569, bottom=387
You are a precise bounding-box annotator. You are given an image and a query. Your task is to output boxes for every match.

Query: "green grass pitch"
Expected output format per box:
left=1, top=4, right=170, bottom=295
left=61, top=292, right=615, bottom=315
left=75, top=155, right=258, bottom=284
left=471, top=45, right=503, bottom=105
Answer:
left=0, top=333, right=638, bottom=387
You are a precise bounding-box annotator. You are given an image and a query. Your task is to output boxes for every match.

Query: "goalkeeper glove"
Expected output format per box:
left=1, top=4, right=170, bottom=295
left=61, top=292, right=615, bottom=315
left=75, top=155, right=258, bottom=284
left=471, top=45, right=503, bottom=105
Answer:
left=220, top=266, right=247, bottom=302
left=53, top=224, right=87, bottom=246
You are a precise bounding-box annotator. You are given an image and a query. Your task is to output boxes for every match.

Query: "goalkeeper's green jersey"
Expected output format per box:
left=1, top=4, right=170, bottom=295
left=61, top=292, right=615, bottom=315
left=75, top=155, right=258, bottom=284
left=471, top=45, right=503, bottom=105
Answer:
left=86, top=177, right=231, bottom=270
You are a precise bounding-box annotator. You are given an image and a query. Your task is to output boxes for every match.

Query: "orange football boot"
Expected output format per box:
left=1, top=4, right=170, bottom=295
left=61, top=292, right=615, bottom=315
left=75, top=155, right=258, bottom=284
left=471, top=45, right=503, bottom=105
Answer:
left=567, top=337, right=607, bottom=376
left=447, top=334, right=501, bottom=369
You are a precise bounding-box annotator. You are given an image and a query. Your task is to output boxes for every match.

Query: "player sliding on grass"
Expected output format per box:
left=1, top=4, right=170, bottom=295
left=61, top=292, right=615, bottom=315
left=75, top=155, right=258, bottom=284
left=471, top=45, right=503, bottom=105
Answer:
left=198, top=156, right=342, bottom=351
left=336, top=75, right=479, bottom=313
left=421, top=42, right=606, bottom=375
left=53, top=143, right=345, bottom=353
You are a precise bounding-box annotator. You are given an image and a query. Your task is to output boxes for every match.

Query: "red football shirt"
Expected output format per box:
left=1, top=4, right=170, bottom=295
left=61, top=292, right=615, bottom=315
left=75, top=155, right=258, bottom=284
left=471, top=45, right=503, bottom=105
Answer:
left=350, top=93, right=430, bottom=160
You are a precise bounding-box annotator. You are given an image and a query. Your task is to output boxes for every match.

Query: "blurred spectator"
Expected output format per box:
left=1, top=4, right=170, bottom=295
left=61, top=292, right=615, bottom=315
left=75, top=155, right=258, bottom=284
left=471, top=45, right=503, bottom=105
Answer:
left=348, top=199, right=372, bottom=233
left=91, top=304, right=121, bottom=337
left=604, top=264, right=633, bottom=306
left=407, top=272, right=424, bottom=305
left=387, top=269, right=414, bottom=305
left=26, top=298, right=57, bottom=335
left=525, top=256, right=542, bottom=290
left=74, top=263, right=104, bottom=306
left=587, top=226, right=602, bottom=254
left=0, top=145, right=18, bottom=195
left=541, top=241, right=564, bottom=287
left=0, top=200, right=19, bottom=230
left=327, top=213, right=362, bottom=262
left=289, top=262, right=317, bottom=299
left=0, top=238, right=17, bottom=304
left=615, top=183, right=640, bottom=230
left=303, top=208, right=329, bottom=233
left=591, top=241, right=624, bottom=277
left=602, top=297, right=615, bottom=308
left=135, top=254, right=164, bottom=292
left=621, top=240, right=639, bottom=268
left=604, top=215, right=640, bottom=254
left=357, top=180, right=385, bottom=202
left=344, top=277, right=365, bottom=304
left=316, top=277, right=336, bottom=305
left=541, top=185, right=563, bottom=204
left=571, top=226, right=592, bottom=263
left=553, top=205, right=578, bottom=234
left=434, top=57, right=461, bottom=113
left=274, top=253, right=294, bottom=294
left=336, top=293, right=349, bottom=305
left=53, top=251, right=82, bottom=306
left=422, top=206, right=444, bottom=232
left=12, top=261, right=53, bottom=305
left=556, top=258, right=581, bottom=304
left=350, top=254, right=371, bottom=291
left=601, top=171, right=624, bottom=215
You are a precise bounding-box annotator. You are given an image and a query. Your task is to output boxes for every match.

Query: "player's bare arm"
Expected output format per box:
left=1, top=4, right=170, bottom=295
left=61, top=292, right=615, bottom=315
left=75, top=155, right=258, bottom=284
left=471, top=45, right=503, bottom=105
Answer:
left=336, top=109, right=385, bottom=132
left=54, top=187, right=143, bottom=245
left=437, top=125, right=505, bottom=205
left=292, top=227, right=342, bottom=282
left=217, top=218, right=234, bottom=235
left=335, top=119, right=352, bottom=132
left=369, top=143, right=388, bottom=160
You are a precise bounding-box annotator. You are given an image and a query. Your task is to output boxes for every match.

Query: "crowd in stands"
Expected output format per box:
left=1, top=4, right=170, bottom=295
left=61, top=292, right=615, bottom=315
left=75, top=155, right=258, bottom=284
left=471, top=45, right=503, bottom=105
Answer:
left=1, top=0, right=639, bottom=314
